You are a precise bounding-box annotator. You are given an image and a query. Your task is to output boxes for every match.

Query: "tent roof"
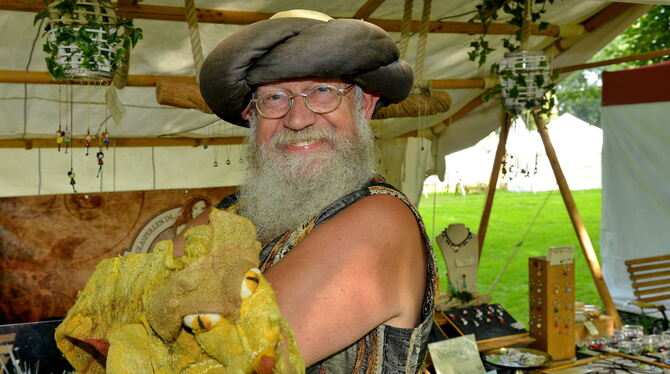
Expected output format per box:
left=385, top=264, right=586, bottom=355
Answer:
left=0, top=1, right=653, bottom=144
left=0, top=1, right=657, bottom=197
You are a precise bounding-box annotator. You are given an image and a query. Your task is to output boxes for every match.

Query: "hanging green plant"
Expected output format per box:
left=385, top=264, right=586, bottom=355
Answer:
left=34, top=0, right=142, bottom=82
left=468, top=0, right=558, bottom=116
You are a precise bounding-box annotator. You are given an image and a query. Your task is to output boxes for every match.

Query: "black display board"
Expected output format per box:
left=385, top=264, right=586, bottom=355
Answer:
left=438, top=304, right=527, bottom=341
left=0, top=319, right=72, bottom=373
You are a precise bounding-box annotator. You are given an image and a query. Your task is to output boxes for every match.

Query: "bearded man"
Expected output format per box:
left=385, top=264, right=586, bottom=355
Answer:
left=175, top=9, right=439, bottom=373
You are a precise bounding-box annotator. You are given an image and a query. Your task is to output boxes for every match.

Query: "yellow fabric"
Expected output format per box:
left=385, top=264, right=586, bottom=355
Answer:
left=55, top=208, right=304, bottom=373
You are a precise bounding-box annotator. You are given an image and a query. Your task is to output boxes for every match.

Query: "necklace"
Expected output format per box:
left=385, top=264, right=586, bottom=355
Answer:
left=441, top=228, right=473, bottom=251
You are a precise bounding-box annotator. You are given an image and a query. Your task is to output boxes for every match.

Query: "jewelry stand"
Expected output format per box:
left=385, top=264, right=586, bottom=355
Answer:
left=528, top=256, right=575, bottom=361
left=436, top=223, right=479, bottom=293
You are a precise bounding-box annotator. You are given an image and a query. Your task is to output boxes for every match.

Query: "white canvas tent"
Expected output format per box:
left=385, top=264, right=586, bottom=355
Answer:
left=0, top=0, right=654, bottom=202
left=600, top=60, right=670, bottom=317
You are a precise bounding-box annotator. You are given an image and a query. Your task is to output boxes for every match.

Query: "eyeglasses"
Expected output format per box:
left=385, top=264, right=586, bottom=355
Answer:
left=250, top=84, right=354, bottom=119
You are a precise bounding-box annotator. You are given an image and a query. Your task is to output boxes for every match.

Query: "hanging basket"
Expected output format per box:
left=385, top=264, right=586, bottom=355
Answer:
left=39, top=0, right=139, bottom=82
left=498, top=51, right=551, bottom=114
left=47, top=25, right=115, bottom=81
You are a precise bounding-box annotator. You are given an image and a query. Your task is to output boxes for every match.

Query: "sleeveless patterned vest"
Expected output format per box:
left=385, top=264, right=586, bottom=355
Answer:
left=218, top=180, right=438, bottom=373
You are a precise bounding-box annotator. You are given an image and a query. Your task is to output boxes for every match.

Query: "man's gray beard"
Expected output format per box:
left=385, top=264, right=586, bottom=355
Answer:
left=237, top=103, right=377, bottom=244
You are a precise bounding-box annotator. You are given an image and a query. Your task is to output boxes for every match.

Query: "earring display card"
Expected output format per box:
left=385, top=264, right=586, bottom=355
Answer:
left=439, top=304, right=527, bottom=341
left=529, top=256, right=576, bottom=361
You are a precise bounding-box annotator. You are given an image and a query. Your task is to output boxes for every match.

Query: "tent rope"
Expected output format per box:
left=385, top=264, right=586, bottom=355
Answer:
left=185, top=0, right=204, bottom=79
left=520, top=0, right=532, bottom=51
left=398, top=0, right=413, bottom=59
left=487, top=189, right=553, bottom=294
left=414, top=0, right=431, bottom=80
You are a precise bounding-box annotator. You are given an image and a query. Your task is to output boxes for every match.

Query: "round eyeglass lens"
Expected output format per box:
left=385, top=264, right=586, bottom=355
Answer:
left=306, top=86, right=341, bottom=113
left=258, top=91, right=291, bottom=118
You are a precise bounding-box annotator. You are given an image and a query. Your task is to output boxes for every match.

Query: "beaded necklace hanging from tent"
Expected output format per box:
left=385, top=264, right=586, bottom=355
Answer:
left=213, top=122, right=219, bottom=167
left=84, top=88, right=93, bottom=157
left=96, top=86, right=112, bottom=178
left=67, top=85, right=76, bottom=192
left=56, top=84, right=66, bottom=152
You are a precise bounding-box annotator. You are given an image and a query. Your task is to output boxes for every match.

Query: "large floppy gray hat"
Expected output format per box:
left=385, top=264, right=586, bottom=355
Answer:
left=199, top=9, right=414, bottom=127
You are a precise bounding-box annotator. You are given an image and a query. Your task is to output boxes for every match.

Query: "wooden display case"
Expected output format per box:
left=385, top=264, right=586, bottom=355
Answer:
left=529, top=256, right=576, bottom=361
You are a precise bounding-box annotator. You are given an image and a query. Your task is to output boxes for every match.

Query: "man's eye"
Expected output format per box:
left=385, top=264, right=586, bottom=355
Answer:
left=314, top=85, right=333, bottom=93
left=266, top=93, right=285, bottom=101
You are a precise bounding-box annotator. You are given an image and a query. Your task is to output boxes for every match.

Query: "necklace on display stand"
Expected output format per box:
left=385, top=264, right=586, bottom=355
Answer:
left=441, top=228, right=474, bottom=251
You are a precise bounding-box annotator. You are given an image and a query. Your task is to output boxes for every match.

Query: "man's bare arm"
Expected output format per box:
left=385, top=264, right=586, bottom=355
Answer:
left=264, top=194, right=427, bottom=365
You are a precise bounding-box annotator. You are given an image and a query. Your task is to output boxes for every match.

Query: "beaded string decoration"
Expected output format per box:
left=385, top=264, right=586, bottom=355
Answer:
left=84, top=84, right=94, bottom=156
left=84, top=129, right=93, bottom=156
left=100, top=130, right=110, bottom=149
left=440, top=228, right=474, bottom=251
left=63, top=86, right=73, bottom=154
left=211, top=122, right=219, bottom=167
left=96, top=151, right=105, bottom=177
left=56, top=84, right=64, bottom=152
left=67, top=85, right=76, bottom=192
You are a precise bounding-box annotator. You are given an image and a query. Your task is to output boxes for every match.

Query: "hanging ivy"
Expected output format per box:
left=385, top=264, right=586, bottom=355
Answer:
left=469, top=0, right=558, bottom=116
left=34, top=0, right=142, bottom=81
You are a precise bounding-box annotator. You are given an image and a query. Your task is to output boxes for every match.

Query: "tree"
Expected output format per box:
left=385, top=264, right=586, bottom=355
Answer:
left=555, top=5, right=670, bottom=126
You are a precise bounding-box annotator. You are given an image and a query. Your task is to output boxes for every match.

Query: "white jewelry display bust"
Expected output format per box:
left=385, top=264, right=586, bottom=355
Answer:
left=436, top=223, right=479, bottom=293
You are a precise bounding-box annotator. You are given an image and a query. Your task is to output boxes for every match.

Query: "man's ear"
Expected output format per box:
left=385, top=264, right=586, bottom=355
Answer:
left=361, top=91, right=381, bottom=121
left=241, top=105, right=253, bottom=122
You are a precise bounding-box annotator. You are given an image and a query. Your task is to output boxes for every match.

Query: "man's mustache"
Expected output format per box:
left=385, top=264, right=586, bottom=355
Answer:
left=270, top=127, right=340, bottom=150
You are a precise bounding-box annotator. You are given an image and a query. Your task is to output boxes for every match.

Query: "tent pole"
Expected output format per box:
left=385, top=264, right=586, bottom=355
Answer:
left=532, top=111, right=621, bottom=328
left=477, top=114, right=511, bottom=259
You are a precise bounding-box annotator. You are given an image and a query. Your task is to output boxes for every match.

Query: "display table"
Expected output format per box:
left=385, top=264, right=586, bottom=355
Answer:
left=537, top=350, right=670, bottom=373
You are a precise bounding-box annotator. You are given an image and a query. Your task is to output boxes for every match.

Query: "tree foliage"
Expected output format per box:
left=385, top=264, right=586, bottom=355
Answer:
left=555, top=5, right=670, bottom=125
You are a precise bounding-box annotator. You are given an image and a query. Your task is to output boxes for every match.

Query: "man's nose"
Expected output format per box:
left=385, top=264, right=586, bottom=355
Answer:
left=284, top=96, right=315, bottom=131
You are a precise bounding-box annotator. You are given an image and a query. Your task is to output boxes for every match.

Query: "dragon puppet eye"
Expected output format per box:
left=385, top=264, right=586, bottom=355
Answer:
left=183, top=313, right=222, bottom=332
left=241, top=268, right=261, bottom=299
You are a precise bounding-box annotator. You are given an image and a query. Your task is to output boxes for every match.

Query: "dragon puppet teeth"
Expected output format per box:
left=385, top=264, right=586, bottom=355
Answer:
left=241, top=268, right=261, bottom=299
left=183, top=313, right=223, bottom=332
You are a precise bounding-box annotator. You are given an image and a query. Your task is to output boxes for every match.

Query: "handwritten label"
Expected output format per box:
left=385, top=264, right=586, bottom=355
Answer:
left=585, top=321, right=600, bottom=336
left=456, top=257, right=476, bottom=267
left=547, top=246, right=574, bottom=265
left=428, top=334, right=486, bottom=374
left=106, top=86, right=126, bottom=125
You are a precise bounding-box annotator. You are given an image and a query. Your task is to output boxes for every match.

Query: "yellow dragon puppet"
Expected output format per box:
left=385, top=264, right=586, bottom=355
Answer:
left=55, top=208, right=304, bottom=373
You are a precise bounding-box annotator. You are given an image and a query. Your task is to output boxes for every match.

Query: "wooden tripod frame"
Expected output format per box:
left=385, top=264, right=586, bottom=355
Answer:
left=477, top=111, right=622, bottom=328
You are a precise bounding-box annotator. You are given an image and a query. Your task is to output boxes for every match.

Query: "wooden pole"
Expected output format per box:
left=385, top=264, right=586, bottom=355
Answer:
left=477, top=114, right=510, bottom=258
left=0, top=70, right=196, bottom=86
left=532, top=111, right=621, bottom=328
left=0, top=136, right=245, bottom=149
left=353, top=0, right=385, bottom=20
left=0, top=0, right=568, bottom=35
left=555, top=48, right=670, bottom=74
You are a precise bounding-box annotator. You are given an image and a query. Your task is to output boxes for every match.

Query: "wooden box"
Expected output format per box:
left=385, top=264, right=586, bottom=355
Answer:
left=575, top=315, right=615, bottom=342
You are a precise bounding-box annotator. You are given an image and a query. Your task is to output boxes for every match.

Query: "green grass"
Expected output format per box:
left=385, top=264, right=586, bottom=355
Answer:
left=418, top=189, right=604, bottom=325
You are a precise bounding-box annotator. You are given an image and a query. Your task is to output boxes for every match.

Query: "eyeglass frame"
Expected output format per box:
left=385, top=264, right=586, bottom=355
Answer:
left=249, top=84, right=355, bottom=119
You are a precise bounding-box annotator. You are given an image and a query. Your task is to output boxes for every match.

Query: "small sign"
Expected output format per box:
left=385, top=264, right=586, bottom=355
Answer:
left=428, top=334, right=486, bottom=374
left=547, top=246, right=574, bottom=266
left=456, top=257, right=476, bottom=267
left=106, top=86, right=127, bottom=125
left=584, top=321, right=600, bottom=336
